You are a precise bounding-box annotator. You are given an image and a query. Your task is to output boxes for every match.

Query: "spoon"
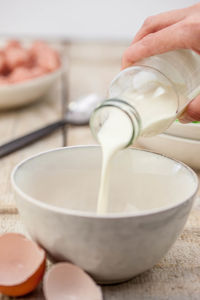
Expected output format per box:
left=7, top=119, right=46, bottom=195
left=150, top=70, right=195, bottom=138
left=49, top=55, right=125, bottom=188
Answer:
left=0, top=94, right=102, bottom=158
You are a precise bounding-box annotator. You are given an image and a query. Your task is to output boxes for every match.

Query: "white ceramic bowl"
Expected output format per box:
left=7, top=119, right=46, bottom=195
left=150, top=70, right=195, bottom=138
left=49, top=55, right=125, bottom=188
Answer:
left=11, top=146, right=198, bottom=284
left=165, top=121, right=200, bottom=140
left=0, top=68, right=62, bottom=109
left=139, top=134, right=200, bottom=170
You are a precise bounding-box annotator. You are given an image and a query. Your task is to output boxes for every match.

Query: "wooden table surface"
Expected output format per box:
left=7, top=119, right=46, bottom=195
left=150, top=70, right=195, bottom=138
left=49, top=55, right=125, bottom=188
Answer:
left=0, top=40, right=200, bottom=300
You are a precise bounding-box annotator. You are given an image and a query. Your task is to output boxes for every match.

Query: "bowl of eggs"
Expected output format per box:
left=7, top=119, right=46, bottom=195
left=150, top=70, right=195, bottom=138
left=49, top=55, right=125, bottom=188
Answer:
left=138, top=121, right=200, bottom=170
left=11, top=146, right=199, bottom=284
left=0, top=40, right=61, bottom=109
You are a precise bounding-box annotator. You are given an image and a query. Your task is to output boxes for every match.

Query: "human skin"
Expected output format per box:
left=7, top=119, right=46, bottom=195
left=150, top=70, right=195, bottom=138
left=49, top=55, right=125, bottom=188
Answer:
left=122, top=3, right=200, bottom=123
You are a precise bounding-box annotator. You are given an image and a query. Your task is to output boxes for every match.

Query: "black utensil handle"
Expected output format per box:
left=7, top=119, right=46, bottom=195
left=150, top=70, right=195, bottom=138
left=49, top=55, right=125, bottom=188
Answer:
left=0, top=119, right=66, bottom=158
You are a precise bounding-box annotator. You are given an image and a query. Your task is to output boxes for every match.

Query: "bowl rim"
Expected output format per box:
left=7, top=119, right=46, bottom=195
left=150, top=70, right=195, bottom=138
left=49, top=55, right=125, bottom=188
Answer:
left=11, top=145, right=199, bottom=219
left=171, top=121, right=200, bottom=127
left=0, top=67, right=63, bottom=91
left=154, top=133, right=200, bottom=143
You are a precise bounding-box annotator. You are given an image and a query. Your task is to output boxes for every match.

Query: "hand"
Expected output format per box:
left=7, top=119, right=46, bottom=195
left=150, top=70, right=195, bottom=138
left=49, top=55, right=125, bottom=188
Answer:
left=122, top=3, right=200, bottom=122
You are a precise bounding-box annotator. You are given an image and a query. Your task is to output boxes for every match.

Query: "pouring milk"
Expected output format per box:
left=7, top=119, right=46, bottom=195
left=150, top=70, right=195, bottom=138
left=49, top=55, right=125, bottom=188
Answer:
left=90, top=49, right=200, bottom=214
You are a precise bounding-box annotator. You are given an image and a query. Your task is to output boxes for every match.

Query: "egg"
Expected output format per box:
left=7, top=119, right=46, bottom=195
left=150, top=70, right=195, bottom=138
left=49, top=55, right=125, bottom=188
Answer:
left=43, top=262, right=103, bottom=300
left=0, top=233, right=46, bottom=296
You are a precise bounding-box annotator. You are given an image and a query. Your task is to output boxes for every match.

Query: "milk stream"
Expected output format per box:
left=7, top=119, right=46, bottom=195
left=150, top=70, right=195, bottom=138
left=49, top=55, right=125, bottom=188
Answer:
left=97, top=108, right=133, bottom=213
left=97, top=83, right=177, bottom=214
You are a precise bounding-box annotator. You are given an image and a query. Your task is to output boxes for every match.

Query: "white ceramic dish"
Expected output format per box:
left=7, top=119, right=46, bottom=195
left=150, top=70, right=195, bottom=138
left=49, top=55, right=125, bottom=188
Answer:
left=11, top=146, right=198, bottom=284
left=139, top=133, right=200, bottom=170
left=0, top=68, right=62, bottom=109
left=165, top=121, right=200, bottom=140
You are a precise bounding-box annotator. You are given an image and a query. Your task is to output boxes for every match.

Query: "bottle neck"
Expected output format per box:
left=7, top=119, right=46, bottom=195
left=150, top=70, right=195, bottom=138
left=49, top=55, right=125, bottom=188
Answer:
left=90, top=98, right=142, bottom=147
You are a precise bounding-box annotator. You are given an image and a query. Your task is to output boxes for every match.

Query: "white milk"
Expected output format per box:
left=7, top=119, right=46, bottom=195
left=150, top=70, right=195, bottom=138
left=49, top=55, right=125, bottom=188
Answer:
left=97, top=83, right=177, bottom=214
left=96, top=49, right=200, bottom=214
left=97, top=108, right=133, bottom=213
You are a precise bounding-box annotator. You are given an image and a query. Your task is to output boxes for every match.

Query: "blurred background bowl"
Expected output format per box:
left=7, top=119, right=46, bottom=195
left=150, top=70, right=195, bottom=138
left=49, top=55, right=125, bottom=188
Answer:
left=138, top=133, right=200, bottom=170
left=165, top=121, right=200, bottom=140
left=0, top=67, right=62, bottom=109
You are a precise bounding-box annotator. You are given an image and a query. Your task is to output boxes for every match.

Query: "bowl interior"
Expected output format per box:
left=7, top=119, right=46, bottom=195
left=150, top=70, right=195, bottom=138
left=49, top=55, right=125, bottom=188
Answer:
left=13, top=147, right=198, bottom=214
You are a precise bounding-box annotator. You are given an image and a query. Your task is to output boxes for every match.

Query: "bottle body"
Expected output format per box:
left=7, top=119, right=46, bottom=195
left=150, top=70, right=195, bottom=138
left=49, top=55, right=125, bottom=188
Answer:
left=90, top=49, right=200, bottom=146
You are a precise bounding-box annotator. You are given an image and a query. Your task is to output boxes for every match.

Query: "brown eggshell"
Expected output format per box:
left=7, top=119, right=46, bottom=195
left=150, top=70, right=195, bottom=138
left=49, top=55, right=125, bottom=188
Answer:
left=6, top=40, right=21, bottom=49
left=4, top=41, right=31, bottom=70
left=0, top=51, right=6, bottom=74
left=30, top=66, right=47, bottom=78
left=0, top=76, right=9, bottom=85
left=8, top=67, right=31, bottom=83
left=0, top=233, right=46, bottom=297
left=43, top=263, right=103, bottom=300
left=30, top=41, right=61, bottom=72
left=9, top=66, right=46, bottom=83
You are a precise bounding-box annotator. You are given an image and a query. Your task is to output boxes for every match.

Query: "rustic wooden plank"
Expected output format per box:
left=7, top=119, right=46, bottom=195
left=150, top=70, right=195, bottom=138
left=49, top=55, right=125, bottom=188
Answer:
left=0, top=40, right=70, bottom=211
left=0, top=213, right=26, bottom=235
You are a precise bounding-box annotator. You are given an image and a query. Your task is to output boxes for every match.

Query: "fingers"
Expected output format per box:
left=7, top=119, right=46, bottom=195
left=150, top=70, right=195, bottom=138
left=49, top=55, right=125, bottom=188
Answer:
left=132, top=8, right=187, bottom=44
left=179, top=95, right=200, bottom=123
left=122, top=22, right=188, bottom=69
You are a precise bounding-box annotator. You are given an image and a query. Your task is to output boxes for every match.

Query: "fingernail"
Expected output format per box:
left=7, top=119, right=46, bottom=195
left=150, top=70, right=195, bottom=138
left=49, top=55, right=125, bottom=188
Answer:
left=179, top=113, right=196, bottom=124
left=179, top=117, right=190, bottom=124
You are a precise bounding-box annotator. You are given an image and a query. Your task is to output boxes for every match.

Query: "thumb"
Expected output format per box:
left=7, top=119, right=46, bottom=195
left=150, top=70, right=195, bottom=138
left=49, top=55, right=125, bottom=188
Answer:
left=179, top=94, right=200, bottom=123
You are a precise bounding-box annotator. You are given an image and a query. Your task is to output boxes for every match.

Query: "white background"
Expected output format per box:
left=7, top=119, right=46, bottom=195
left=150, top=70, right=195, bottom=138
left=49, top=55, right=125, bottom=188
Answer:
left=0, top=0, right=198, bottom=42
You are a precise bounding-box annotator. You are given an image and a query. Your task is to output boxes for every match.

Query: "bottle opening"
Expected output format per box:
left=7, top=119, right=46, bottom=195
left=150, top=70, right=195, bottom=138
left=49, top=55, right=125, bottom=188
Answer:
left=90, top=99, right=142, bottom=147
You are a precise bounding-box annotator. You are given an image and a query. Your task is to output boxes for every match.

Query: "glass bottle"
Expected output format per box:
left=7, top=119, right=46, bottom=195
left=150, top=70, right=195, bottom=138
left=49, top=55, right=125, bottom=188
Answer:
left=90, top=49, right=200, bottom=147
